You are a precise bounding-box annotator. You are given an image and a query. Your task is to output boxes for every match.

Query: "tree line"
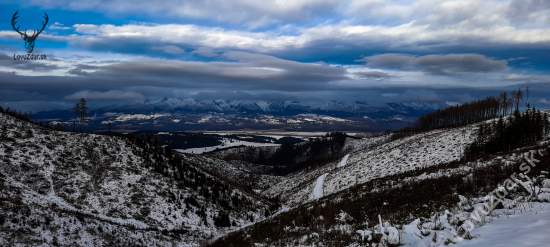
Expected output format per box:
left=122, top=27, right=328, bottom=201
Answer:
left=0, top=98, right=91, bottom=133
left=0, top=106, right=64, bottom=130
left=465, top=107, right=550, bottom=159
left=392, top=88, right=533, bottom=140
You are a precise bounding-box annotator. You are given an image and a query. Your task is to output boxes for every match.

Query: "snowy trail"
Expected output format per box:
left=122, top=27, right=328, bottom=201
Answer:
left=313, top=173, right=328, bottom=199
left=337, top=154, right=350, bottom=168
left=312, top=155, right=348, bottom=200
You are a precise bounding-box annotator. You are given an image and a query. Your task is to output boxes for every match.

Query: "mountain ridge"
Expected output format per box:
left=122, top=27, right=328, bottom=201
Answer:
left=33, top=99, right=446, bottom=132
left=100, top=98, right=445, bottom=115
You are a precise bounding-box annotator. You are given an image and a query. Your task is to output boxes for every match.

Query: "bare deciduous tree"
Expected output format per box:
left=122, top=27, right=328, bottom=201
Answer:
left=77, top=98, right=88, bottom=132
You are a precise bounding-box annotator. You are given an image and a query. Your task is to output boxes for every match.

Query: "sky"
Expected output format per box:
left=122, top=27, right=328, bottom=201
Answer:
left=0, top=0, right=550, bottom=112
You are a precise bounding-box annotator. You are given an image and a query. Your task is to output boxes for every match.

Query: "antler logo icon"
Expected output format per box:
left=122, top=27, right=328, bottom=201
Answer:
left=11, top=10, right=49, bottom=53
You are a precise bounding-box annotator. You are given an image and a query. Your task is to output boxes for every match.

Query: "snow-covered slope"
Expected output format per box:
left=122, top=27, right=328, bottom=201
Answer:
left=0, top=113, right=270, bottom=246
left=264, top=125, right=476, bottom=206
left=453, top=202, right=550, bottom=247
left=211, top=130, right=550, bottom=247
left=177, top=153, right=285, bottom=192
left=342, top=135, right=390, bottom=153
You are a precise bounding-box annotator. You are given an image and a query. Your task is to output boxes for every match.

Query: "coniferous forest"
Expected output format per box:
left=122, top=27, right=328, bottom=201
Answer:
left=214, top=132, right=348, bottom=176
left=465, top=108, right=550, bottom=159
left=391, top=87, right=550, bottom=160
left=391, top=88, right=539, bottom=140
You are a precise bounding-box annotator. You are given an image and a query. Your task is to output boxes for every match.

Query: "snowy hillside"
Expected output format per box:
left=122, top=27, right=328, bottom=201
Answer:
left=4, top=105, right=549, bottom=246
left=212, top=131, right=550, bottom=247
left=453, top=202, right=550, bottom=247
left=264, top=125, right=476, bottom=206
left=0, top=113, right=271, bottom=246
left=177, top=153, right=285, bottom=192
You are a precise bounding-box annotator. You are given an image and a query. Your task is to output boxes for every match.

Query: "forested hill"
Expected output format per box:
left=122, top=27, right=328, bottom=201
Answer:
left=465, top=108, right=550, bottom=158
left=208, top=132, right=348, bottom=176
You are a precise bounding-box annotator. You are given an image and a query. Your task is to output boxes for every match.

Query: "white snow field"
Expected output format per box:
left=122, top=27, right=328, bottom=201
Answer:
left=313, top=173, right=328, bottom=199
left=396, top=199, right=550, bottom=247
left=454, top=202, right=550, bottom=247
left=379, top=147, right=550, bottom=247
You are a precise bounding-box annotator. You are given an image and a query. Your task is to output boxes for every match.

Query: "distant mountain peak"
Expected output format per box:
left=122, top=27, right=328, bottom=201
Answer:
left=34, top=98, right=445, bottom=132
left=123, top=98, right=444, bottom=114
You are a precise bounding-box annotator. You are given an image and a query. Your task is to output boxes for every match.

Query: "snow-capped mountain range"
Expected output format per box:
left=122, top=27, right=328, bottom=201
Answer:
left=35, top=99, right=445, bottom=132
left=101, top=98, right=443, bottom=115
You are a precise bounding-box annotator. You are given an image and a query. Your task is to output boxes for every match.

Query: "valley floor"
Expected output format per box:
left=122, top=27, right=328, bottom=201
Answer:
left=176, top=140, right=280, bottom=154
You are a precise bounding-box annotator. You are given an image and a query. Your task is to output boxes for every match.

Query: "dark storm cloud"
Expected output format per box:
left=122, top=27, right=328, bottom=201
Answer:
left=353, top=71, right=395, bottom=80
left=0, top=89, right=47, bottom=101
left=446, top=93, right=476, bottom=104
left=0, top=71, right=18, bottom=76
left=357, top=54, right=508, bottom=75
left=67, top=68, right=89, bottom=76
left=63, top=90, right=145, bottom=100
left=66, top=52, right=349, bottom=91
left=0, top=53, right=62, bottom=72
left=400, top=89, right=441, bottom=102
left=192, top=91, right=295, bottom=101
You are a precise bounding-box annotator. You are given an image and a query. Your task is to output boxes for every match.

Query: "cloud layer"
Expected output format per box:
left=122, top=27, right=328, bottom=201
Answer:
left=63, top=90, right=145, bottom=100
left=357, top=54, right=508, bottom=75
left=0, top=0, right=549, bottom=112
